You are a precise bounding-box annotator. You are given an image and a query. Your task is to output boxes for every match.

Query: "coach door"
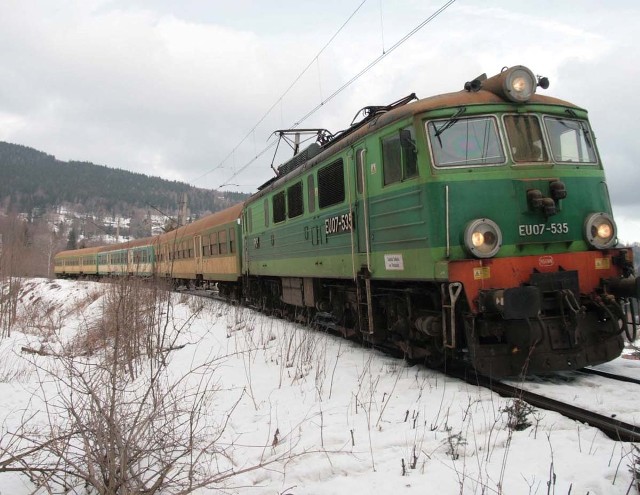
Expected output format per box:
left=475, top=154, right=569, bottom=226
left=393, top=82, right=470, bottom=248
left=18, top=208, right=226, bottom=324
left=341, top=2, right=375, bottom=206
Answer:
left=194, top=235, right=203, bottom=274
left=353, top=146, right=371, bottom=264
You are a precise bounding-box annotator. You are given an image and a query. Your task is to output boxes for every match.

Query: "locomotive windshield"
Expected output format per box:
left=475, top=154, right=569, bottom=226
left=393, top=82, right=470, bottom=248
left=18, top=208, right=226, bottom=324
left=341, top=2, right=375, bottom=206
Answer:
left=427, top=113, right=599, bottom=168
left=426, top=116, right=505, bottom=167
left=544, top=116, right=597, bottom=163
left=503, top=115, right=548, bottom=163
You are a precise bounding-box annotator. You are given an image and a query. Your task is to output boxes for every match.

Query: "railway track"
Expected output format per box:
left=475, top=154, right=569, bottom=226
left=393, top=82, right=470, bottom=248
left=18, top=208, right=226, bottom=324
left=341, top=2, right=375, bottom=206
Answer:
left=451, top=366, right=640, bottom=443
left=578, top=367, right=640, bottom=386
left=184, top=288, right=640, bottom=442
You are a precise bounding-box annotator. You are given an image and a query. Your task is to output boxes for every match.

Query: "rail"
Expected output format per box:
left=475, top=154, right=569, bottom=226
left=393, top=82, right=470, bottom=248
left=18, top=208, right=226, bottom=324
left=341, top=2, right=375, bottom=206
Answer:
left=451, top=366, right=640, bottom=443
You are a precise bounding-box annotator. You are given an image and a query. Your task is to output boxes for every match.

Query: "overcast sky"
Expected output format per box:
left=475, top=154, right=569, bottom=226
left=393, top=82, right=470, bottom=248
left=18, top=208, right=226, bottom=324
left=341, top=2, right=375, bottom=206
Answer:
left=1, top=0, right=639, bottom=242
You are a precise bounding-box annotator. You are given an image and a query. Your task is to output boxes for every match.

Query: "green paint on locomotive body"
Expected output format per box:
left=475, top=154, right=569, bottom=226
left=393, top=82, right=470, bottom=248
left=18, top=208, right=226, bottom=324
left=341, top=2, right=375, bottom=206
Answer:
left=243, top=95, right=613, bottom=283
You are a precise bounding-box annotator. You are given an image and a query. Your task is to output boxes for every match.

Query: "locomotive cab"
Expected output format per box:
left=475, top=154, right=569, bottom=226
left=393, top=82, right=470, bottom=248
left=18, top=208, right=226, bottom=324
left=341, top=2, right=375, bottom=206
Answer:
left=427, top=65, right=638, bottom=375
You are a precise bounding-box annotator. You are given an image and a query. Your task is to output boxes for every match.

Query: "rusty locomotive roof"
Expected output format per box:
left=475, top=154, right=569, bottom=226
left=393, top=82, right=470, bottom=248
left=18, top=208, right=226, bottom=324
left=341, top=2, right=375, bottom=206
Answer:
left=249, top=89, right=583, bottom=201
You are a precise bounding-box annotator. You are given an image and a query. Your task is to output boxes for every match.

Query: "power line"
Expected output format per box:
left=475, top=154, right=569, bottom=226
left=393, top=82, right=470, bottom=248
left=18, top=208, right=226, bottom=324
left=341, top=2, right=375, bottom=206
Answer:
left=295, top=0, right=456, bottom=127
left=190, top=0, right=369, bottom=186
left=216, top=0, right=456, bottom=190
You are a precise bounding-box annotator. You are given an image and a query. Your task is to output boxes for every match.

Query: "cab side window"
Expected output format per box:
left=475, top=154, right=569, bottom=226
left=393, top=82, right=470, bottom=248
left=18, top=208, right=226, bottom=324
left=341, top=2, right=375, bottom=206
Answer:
left=382, top=126, right=417, bottom=185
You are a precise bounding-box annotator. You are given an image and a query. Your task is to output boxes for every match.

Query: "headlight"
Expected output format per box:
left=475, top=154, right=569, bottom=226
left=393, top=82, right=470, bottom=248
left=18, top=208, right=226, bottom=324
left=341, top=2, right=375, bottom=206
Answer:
left=464, top=218, right=502, bottom=258
left=584, top=212, right=617, bottom=249
left=482, top=65, right=537, bottom=103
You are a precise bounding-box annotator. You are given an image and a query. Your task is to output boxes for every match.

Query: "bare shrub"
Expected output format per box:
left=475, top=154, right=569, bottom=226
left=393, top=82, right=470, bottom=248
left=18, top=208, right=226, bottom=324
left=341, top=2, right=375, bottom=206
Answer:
left=0, top=276, right=22, bottom=338
left=1, top=278, right=318, bottom=494
left=502, top=398, right=535, bottom=432
left=69, top=277, right=169, bottom=367
left=0, top=351, right=33, bottom=383
left=1, top=279, right=227, bottom=493
left=444, top=425, right=466, bottom=461
left=631, top=445, right=640, bottom=493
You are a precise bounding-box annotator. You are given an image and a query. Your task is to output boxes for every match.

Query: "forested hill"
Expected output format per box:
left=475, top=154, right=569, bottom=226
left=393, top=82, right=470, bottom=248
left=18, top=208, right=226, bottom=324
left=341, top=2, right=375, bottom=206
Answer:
left=0, top=141, right=248, bottom=217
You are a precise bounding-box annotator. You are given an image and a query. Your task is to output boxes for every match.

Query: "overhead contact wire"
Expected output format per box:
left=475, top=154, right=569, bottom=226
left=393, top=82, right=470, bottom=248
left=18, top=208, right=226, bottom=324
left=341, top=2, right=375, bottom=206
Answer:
left=294, top=0, right=455, bottom=127
left=191, top=0, right=369, bottom=185
left=217, top=0, right=455, bottom=188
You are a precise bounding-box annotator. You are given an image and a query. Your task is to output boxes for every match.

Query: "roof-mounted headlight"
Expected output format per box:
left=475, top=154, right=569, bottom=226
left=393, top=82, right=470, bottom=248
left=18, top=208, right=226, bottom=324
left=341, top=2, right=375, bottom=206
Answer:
left=482, top=65, right=537, bottom=103
left=584, top=212, right=617, bottom=249
left=464, top=218, right=502, bottom=258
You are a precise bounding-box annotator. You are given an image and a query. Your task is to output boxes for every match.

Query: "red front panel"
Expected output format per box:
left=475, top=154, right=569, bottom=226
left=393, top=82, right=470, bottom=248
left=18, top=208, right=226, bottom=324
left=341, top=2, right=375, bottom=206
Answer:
left=448, top=250, right=629, bottom=312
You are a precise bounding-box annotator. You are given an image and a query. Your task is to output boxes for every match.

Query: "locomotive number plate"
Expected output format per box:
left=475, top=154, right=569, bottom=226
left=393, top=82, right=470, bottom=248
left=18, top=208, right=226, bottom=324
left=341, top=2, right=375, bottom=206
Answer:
left=325, top=212, right=353, bottom=235
left=518, top=222, right=569, bottom=236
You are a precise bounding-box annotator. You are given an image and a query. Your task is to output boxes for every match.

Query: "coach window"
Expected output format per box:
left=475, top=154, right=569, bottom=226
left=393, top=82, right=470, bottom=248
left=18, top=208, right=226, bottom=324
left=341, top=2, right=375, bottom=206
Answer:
left=229, top=228, right=236, bottom=253
left=288, top=181, right=304, bottom=218
left=273, top=191, right=286, bottom=223
left=202, top=237, right=209, bottom=256
left=307, top=175, right=316, bottom=213
left=318, top=159, right=345, bottom=208
left=428, top=116, right=505, bottom=167
left=211, top=232, right=219, bottom=255
left=382, top=126, right=417, bottom=185
left=263, top=199, right=269, bottom=228
left=219, top=230, right=228, bottom=255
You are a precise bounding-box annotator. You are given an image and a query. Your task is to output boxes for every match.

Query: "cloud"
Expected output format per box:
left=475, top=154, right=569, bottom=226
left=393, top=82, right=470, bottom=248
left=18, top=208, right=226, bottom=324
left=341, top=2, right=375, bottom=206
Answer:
left=0, top=0, right=638, bottom=239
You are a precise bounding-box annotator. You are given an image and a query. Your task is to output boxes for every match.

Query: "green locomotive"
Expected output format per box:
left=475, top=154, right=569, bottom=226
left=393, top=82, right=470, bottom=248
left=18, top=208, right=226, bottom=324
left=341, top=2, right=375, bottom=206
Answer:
left=242, top=65, right=639, bottom=376
left=54, top=64, right=639, bottom=377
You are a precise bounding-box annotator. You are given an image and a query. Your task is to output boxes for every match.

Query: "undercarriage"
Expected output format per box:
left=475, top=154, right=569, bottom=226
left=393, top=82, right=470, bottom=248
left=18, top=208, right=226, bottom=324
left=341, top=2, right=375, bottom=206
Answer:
left=242, top=269, right=636, bottom=377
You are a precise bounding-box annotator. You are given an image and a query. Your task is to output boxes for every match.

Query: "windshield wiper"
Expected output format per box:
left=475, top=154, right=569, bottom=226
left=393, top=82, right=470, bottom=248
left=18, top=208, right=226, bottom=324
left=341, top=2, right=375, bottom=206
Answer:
left=565, top=109, right=592, bottom=148
left=434, top=107, right=467, bottom=146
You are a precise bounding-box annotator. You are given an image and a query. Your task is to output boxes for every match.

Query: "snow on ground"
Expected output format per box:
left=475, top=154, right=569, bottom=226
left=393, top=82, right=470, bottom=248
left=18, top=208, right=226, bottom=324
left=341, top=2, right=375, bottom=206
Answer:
left=0, top=278, right=637, bottom=494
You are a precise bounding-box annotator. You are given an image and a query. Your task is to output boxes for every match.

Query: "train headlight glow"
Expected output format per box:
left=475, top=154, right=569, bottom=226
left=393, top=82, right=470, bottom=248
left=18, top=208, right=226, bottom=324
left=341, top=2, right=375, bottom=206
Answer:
left=464, top=218, right=502, bottom=258
left=512, top=76, right=527, bottom=92
left=505, top=67, right=536, bottom=102
left=481, top=65, right=538, bottom=103
left=584, top=212, right=617, bottom=249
